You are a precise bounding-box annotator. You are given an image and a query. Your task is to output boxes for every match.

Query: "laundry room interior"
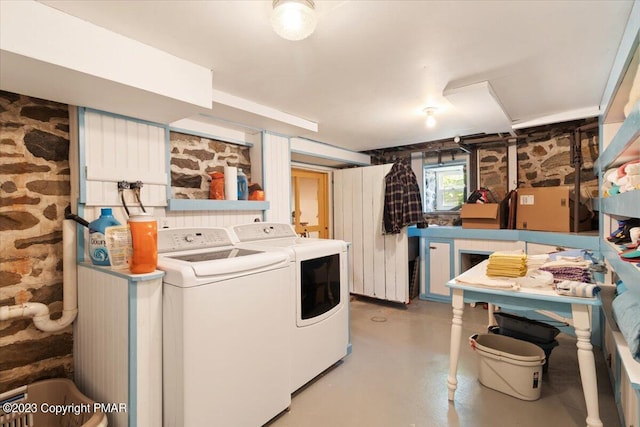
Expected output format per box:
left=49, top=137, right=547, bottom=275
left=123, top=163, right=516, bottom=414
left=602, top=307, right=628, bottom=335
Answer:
left=1, top=1, right=639, bottom=427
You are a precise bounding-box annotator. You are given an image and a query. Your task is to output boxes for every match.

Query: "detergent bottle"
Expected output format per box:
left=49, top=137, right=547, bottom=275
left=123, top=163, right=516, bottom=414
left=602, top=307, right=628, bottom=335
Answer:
left=237, top=168, right=248, bottom=200
left=88, top=208, right=120, bottom=266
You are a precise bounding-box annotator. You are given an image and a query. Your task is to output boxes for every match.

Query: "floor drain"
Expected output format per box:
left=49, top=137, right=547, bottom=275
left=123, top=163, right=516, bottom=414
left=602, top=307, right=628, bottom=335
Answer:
left=370, top=316, right=387, bottom=322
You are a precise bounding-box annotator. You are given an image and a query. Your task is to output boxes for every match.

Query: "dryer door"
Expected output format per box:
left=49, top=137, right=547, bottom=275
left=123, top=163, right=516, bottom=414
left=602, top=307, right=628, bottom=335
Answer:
left=298, top=253, right=342, bottom=326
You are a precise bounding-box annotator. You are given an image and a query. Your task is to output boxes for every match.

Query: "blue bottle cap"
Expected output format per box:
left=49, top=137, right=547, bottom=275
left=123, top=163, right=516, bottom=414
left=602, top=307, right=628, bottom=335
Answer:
left=101, top=208, right=113, bottom=216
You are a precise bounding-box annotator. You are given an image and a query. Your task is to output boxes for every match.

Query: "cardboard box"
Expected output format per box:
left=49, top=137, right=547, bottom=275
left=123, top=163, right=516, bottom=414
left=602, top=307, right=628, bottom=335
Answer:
left=516, top=187, right=594, bottom=232
left=460, top=203, right=501, bottom=229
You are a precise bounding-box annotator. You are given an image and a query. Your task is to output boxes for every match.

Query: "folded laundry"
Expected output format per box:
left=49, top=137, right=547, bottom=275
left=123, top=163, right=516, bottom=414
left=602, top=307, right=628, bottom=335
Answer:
left=554, top=280, right=600, bottom=298
left=486, top=250, right=527, bottom=278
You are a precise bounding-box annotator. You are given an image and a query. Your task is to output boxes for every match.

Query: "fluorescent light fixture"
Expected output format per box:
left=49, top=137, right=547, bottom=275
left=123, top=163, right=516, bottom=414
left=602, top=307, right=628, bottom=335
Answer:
left=443, top=81, right=512, bottom=133
left=271, top=0, right=317, bottom=41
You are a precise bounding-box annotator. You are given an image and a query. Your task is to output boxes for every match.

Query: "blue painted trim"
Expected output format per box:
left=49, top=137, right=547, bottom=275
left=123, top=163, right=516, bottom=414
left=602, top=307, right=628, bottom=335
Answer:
left=83, top=107, right=165, bottom=129
left=457, top=249, right=492, bottom=277
left=418, top=237, right=454, bottom=301
left=168, top=127, right=253, bottom=147
left=79, top=263, right=165, bottom=281
left=346, top=342, right=353, bottom=356
left=422, top=293, right=453, bottom=303
left=128, top=280, right=137, bottom=427
left=418, top=239, right=428, bottom=299
left=596, top=100, right=640, bottom=170
left=448, top=282, right=602, bottom=307
left=408, top=226, right=599, bottom=250
left=288, top=137, right=292, bottom=222
left=291, top=148, right=370, bottom=166
left=77, top=204, right=87, bottom=263
left=166, top=199, right=269, bottom=211
left=164, top=128, right=172, bottom=202
left=600, top=239, right=640, bottom=293
left=78, top=108, right=87, bottom=203
left=601, top=191, right=640, bottom=218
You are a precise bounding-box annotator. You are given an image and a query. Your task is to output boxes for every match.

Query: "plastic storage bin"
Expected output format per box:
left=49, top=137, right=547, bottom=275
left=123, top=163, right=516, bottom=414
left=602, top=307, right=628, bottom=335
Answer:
left=493, top=311, right=561, bottom=343
left=489, top=326, right=558, bottom=373
left=0, top=378, right=107, bottom=427
left=470, top=333, right=546, bottom=401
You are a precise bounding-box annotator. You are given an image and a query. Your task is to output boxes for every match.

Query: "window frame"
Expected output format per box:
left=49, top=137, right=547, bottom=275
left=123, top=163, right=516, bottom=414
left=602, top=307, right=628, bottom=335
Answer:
left=423, top=159, right=468, bottom=214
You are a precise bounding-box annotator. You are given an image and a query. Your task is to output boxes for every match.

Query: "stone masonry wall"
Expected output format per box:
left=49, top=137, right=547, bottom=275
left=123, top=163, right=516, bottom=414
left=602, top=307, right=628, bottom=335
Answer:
left=0, top=91, right=73, bottom=393
left=478, top=145, right=508, bottom=201
left=517, top=133, right=599, bottom=194
left=170, top=131, right=252, bottom=199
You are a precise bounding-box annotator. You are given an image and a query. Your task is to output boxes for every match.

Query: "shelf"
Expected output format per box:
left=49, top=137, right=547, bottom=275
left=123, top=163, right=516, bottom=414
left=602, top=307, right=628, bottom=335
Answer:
left=600, top=238, right=640, bottom=292
left=600, top=191, right=640, bottom=218
left=595, top=100, right=640, bottom=171
left=600, top=287, right=640, bottom=389
left=166, top=199, right=270, bottom=211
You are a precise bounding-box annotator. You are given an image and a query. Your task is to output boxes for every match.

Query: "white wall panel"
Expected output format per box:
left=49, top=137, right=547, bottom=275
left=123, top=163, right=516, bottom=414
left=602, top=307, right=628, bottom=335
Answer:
left=334, top=164, right=409, bottom=303
left=83, top=109, right=167, bottom=207
left=75, top=267, right=129, bottom=427
left=262, top=132, right=291, bottom=223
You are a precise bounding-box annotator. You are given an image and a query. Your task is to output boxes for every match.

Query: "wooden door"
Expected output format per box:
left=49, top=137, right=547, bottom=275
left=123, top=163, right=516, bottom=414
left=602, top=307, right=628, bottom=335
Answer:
left=291, top=168, right=329, bottom=238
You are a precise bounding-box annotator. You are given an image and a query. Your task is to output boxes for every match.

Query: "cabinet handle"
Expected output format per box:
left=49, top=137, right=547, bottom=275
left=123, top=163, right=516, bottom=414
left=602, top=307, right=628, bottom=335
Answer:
left=429, top=246, right=436, bottom=250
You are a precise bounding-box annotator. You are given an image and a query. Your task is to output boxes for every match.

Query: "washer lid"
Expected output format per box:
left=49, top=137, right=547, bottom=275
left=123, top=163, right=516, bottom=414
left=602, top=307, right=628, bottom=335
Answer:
left=165, top=248, right=262, bottom=263
left=158, top=248, right=289, bottom=285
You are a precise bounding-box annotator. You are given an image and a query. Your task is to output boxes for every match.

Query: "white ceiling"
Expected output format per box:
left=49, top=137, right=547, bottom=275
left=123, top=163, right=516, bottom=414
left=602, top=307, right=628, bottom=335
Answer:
left=34, top=1, right=636, bottom=152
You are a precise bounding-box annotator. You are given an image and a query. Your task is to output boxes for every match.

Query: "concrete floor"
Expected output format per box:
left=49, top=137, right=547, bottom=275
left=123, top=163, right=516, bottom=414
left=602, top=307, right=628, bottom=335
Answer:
left=269, top=296, right=620, bottom=427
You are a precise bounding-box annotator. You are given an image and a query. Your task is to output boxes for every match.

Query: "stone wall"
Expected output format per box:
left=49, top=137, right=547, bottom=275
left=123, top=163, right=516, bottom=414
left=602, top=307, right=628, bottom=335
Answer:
left=517, top=133, right=599, bottom=194
left=170, top=131, right=252, bottom=199
left=0, top=91, right=72, bottom=393
left=478, top=145, right=508, bottom=201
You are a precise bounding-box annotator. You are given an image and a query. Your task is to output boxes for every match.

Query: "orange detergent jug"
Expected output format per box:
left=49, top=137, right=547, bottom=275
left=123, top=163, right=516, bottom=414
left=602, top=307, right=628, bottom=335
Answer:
left=209, top=172, right=225, bottom=200
left=128, top=213, right=157, bottom=274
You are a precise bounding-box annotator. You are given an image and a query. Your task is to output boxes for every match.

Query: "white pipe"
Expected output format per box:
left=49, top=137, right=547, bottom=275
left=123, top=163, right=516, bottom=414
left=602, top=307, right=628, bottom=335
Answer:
left=0, top=219, right=78, bottom=332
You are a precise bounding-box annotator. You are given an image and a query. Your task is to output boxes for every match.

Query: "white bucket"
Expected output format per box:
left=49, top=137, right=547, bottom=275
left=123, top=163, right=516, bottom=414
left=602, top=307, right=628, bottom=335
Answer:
left=470, top=333, right=545, bottom=401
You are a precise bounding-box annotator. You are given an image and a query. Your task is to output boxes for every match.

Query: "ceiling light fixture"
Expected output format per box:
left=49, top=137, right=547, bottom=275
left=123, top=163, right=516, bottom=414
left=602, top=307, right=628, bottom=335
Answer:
left=423, top=107, right=437, bottom=128
left=271, top=0, right=317, bottom=41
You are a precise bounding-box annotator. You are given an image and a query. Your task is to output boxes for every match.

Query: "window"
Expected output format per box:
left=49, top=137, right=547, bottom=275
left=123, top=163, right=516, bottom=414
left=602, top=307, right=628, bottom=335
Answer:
left=424, top=162, right=466, bottom=212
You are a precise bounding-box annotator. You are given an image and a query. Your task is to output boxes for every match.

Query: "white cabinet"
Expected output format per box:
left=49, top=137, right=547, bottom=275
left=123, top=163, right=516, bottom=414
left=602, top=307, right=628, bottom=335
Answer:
left=423, top=239, right=453, bottom=301
left=333, top=164, right=409, bottom=303
left=74, top=265, right=163, bottom=427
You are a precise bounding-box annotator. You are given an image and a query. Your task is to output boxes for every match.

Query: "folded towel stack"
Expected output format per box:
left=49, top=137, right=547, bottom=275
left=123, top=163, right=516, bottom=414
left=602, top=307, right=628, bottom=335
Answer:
left=486, top=251, right=527, bottom=278
left=526, top=254, right=550, bottom=270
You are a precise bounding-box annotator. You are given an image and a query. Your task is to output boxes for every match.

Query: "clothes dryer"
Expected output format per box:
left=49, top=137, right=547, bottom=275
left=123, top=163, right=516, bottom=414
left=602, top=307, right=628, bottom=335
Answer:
left=230, top=222, right=349, bottom=392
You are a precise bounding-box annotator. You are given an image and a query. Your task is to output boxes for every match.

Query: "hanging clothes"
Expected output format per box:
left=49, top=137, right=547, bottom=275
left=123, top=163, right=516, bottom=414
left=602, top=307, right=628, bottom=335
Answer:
left=383, top=159, right=426, bottom=234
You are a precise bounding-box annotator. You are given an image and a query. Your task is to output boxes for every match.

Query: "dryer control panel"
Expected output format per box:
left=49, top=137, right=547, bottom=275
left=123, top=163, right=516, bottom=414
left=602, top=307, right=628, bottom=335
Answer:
left=232, top=222, right=297, bottom=242
left=158, top=227, right=232, bottom=253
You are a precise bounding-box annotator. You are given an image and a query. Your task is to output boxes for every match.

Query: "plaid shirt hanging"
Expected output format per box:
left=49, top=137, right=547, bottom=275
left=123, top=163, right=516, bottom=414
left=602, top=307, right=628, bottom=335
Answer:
left=383, top=160, right=425, bottom=234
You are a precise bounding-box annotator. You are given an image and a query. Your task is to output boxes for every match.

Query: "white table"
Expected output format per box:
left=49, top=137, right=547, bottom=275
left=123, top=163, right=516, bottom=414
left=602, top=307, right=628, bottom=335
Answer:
left=446, top=260, right=603, bottom=427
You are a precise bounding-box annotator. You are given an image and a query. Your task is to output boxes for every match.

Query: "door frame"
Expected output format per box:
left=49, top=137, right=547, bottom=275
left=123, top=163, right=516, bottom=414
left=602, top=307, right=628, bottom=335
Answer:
left=291, top=167, right=330, bottom=238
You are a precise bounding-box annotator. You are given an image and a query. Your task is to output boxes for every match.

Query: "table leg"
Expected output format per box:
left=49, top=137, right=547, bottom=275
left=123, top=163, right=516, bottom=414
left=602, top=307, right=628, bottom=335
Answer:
left=571, top=304, right=603, bottom=427
left=448, top=288, right=465, bottom=401
left=487, top=303, right=496, bottom=328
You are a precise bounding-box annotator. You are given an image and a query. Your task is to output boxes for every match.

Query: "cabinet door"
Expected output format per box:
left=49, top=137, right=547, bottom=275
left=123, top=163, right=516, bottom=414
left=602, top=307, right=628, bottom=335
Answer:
left=426, top=240, right=453, bottom=301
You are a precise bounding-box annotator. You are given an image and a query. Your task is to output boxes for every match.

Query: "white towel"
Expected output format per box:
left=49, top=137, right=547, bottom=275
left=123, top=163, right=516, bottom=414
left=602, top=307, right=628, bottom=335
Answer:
left=555, top=280, right=600, bottom=298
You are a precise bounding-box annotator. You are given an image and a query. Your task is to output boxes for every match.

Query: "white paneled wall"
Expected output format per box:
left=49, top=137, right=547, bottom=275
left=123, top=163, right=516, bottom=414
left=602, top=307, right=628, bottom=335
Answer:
left=262, top=132, right=291, bottom=223
left=334, top=164, right=409, bottom=303
left=74, top=268, right=129, bottom=427
left=82, top=109, right=167, bottom=207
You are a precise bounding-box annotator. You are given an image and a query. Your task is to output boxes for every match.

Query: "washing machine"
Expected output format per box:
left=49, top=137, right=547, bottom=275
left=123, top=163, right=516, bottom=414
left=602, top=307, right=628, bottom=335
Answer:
left=158, top=227, right=291, bottom=427
left=229, top=222, right=349, bottom=393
